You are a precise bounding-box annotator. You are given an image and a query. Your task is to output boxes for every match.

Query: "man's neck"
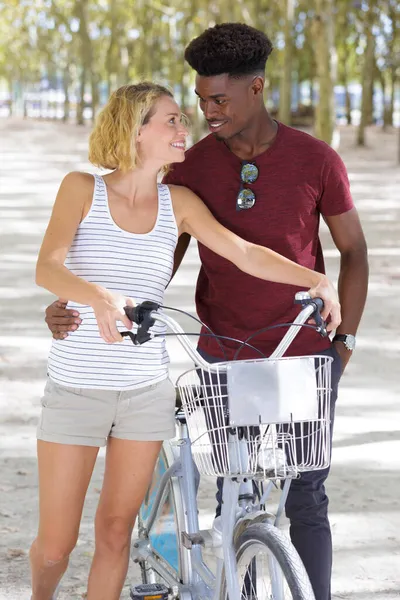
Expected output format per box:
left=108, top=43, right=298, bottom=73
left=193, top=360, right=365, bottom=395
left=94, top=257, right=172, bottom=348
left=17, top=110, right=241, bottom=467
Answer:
left=224, top=110, right=278, bottom=161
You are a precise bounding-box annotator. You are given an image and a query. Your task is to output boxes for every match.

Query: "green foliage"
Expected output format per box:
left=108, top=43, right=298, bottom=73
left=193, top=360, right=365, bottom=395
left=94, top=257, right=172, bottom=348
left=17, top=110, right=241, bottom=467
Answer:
left=0, top=0, right=398, bottom=129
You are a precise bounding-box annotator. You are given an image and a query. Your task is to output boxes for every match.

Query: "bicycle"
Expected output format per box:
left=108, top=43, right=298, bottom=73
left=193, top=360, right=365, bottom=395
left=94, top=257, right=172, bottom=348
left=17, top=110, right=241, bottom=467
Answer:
left=124, top=292, right=333, bottom=600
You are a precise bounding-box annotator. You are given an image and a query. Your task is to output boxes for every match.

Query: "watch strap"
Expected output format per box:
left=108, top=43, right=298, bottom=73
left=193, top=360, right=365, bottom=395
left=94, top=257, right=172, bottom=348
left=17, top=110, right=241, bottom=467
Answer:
left=332, top=334, right=347, bottom=343
left=333, top=333, right=356, bottom=351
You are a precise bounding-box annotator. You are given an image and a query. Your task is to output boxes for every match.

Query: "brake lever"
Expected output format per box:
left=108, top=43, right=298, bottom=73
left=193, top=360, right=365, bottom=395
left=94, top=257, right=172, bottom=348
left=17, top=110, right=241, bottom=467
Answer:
left=121, top=301, right=160, bottom=345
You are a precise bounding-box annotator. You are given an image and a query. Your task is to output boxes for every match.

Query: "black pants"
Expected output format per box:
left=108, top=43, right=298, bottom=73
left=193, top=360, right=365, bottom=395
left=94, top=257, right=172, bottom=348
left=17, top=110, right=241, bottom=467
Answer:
left=197, top=346, right=342, bottom=600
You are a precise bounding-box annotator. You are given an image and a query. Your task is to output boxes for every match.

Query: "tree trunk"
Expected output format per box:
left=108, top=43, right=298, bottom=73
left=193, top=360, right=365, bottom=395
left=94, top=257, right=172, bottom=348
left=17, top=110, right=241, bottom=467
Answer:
left=313, top=0, right=336, bottom=145
left=342, top=58, right=352, bottom=125
left=75, top=0, right=93, bottom=124
left=309, top=79, right=314, bottom=107
left=91, top=75, right=99, bottom=123
left=345, top=85, right=352, bottom=125
left=278, top=0, right=294, bottom=125
left=77, top=67, right=86, bottom=126
left=62, top=66, right=70, bottom=123
left=389, top=67, right=396, bottom=128
left=357, top=3, right=376, bottom=146
left=105, top=0, right=118, bottom=99
left=7, top=76, right=13, bottom=117
left=379, top=71, right=392, bottom=131
left=366, top=69, right=375, bottom=125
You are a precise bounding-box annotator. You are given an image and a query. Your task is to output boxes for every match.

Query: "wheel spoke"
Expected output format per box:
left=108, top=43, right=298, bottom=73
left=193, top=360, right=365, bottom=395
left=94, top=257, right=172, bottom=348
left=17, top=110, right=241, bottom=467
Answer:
left=235, top=541, right=298, bottom=599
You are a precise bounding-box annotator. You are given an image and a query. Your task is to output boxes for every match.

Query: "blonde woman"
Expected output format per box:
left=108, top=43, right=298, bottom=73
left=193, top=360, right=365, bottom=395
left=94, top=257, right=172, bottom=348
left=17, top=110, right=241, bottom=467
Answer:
left=32, top=82, right=340, bottom=600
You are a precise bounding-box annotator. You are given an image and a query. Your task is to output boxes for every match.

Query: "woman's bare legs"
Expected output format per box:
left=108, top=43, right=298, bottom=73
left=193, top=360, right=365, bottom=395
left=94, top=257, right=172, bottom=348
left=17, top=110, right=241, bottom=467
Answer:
left=86, top=437, right=163, bottom=600
left=30, top=441, right=99, bottom=600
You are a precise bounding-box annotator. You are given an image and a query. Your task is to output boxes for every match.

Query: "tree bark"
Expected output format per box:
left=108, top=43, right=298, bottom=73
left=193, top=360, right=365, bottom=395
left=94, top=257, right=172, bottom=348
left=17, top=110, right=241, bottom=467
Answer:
left=105, top=0, right=119, bottom=98
left=62, top=66, right=70, bottom=123
left=75, top=0, right=94, bottom=124
left=389, top=67, right=396, bottom=127
left=7, top=76, right=13, bottom=117
left=345, top=85, right=352, bottom=125
left=313, top=0, right=336, bottom=145
left=278, top=0, right=294, bottom=125
left=76, top=66, right=86, bottom=126
left=357, top=3, right=376, bottom=146
left=342, top=58, right=352, bottom=125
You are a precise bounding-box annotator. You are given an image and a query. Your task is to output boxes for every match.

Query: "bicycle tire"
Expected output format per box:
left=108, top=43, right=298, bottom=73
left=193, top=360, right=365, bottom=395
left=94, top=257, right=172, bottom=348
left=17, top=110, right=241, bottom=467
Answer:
left=219, top=521, right=315, bottom=600
left=136, top=441, right=189, bottom=587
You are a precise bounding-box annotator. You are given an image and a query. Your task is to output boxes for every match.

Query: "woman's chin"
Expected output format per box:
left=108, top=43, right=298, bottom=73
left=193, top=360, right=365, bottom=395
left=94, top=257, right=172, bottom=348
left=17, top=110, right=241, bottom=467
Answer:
left=170, top=149, right=186, bottom=162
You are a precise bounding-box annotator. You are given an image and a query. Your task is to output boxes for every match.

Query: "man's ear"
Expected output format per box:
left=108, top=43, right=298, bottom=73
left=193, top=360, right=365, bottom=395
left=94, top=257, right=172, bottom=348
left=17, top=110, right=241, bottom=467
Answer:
left=251, top=75, right=265, bottom=97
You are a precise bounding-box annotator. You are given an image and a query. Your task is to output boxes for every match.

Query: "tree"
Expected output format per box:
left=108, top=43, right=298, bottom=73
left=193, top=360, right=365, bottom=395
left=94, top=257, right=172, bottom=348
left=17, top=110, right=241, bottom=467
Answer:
left=357, top=1, right=377, bottom=146
left=278, top=0, right=294, bottom=125
left=312, top=0, right=336, bottom=145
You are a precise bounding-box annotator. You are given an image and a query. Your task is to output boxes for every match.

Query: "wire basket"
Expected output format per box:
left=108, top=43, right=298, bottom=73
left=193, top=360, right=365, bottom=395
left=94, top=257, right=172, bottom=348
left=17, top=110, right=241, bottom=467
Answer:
left=176, top=355, right=332, bottom=479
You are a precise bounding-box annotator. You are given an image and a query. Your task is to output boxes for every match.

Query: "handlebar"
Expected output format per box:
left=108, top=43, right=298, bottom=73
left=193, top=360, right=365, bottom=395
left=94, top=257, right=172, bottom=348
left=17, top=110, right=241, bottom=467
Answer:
left=121, top=293, right=327, bottom=371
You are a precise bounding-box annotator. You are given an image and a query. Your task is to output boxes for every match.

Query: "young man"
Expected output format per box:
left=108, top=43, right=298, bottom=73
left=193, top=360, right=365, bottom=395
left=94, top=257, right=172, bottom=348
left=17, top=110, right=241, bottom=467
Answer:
left=45, top=23, right=368, bottom=600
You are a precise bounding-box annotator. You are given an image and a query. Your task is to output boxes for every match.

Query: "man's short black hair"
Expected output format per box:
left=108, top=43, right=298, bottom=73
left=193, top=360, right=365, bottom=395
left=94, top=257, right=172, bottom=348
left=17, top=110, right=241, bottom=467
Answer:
left=184, top=23, right=273, bottom=77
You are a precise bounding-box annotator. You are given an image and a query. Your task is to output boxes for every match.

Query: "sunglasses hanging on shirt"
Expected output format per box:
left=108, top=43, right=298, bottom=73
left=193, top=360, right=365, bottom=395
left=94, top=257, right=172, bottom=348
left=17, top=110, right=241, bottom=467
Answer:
left=236, top=162, right=259, bottom=211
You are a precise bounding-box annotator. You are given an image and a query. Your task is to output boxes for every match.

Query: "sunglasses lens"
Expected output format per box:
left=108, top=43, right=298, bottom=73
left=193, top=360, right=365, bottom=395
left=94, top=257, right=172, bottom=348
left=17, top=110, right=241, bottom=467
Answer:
left=241, top=163, right=258, bottom=184
left=237, top=188, right=256, bottom=210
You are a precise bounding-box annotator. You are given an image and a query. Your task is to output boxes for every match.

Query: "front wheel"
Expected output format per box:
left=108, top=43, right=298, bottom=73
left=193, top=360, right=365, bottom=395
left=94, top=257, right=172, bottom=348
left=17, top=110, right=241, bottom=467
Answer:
left=219, top=522, right=315, bottom=600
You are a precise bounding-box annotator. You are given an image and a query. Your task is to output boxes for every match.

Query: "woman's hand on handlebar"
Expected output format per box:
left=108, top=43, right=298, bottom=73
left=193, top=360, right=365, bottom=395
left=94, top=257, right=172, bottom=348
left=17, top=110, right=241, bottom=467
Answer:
left=92, top=293, right=134, bottom=343
left=308, top=276, right=341, bottom=332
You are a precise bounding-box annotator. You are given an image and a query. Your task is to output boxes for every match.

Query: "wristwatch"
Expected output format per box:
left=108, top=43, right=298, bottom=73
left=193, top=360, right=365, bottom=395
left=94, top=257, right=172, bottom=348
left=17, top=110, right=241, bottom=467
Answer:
left=333, top=334, right=356, bottom=351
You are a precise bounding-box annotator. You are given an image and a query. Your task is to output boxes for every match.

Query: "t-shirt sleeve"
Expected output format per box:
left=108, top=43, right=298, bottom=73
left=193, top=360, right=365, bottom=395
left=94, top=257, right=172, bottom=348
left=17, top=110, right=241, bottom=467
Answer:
left=319, top=149, right=354, bottom=217
left=162, top=163, right=184, bottom=186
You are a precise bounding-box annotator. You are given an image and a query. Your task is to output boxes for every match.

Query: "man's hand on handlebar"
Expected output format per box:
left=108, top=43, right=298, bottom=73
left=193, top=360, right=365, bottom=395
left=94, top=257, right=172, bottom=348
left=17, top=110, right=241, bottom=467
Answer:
left=45, top=300, right=82, bottom=339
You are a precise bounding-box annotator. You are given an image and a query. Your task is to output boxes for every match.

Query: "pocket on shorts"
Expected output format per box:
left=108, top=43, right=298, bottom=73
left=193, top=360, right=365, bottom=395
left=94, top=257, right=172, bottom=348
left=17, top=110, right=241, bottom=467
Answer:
left=41, top=378, right=83, bottom=408
left=158, top=378, right=177, bottom=410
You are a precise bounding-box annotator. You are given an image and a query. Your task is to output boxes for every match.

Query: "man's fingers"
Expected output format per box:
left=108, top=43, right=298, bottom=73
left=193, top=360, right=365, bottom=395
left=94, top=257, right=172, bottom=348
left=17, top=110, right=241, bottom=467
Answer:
left=47, top=309, right=80, bottom=319
left=49, top=323, right=80, bottom=333
left=52, top=331, right=68, bottom=340
left=45, top=316, right=81, bottom=326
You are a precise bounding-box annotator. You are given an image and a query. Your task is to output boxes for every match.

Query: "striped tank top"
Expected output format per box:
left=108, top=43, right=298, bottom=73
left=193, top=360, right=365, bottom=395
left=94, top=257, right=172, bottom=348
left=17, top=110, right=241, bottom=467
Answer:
left=47, top=174, right=178, bottom=390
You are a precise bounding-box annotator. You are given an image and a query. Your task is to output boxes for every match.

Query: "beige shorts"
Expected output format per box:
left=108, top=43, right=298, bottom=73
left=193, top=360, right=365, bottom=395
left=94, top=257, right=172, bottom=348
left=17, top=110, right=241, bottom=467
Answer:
left=37, top=377, right=176, bottom=446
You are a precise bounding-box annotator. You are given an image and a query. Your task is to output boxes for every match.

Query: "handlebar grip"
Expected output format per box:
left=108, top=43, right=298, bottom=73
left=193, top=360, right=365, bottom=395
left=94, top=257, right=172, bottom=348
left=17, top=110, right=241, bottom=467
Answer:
left=123, top=301, right=160, bottom=325
left=124, top=305, right=137, bottom=323
left=122, top=302, right=161, bottom=345
left=294, top=292, right=324, bottom=311
left=294, top=292, right=327, bottom=337
left=311, top=297, right=324, bottom=312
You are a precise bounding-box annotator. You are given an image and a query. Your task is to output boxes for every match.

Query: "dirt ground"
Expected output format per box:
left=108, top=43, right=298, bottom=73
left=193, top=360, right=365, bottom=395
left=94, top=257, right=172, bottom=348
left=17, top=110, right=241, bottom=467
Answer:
left=0, top=118, right=399, bottom=600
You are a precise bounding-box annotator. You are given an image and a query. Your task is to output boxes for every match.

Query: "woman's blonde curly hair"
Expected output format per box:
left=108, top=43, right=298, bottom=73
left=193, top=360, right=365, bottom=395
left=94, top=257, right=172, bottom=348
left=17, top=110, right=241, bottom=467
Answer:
left=89, top=82, right=174, bottom=173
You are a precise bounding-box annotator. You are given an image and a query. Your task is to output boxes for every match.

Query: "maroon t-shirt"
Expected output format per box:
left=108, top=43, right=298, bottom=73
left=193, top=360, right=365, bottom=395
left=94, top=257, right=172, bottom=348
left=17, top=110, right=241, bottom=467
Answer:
left=163, top=122, right=354, bottom=359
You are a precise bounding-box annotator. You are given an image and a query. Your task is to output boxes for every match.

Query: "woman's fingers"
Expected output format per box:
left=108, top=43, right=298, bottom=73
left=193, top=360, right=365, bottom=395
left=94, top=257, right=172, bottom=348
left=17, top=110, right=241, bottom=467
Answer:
left=327, top=303, right=341, bottom=332
left=320, top=301, right=331, bottom=322
left=109, top=318, right=123, bottom=342
left=307, top=279, right=341, bottom=333
left=94, top=294, right=136, bottom=343
left=98, top=316, right=124, bottom=343
left=120, top=312, right=133, bottom=330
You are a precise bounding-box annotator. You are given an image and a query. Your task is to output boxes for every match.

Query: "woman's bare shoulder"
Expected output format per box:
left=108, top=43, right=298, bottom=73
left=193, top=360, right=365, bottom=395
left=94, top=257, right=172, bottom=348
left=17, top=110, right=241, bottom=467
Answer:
left=165, top=183, right=198, bottom=203
left=60, top=171, right=95, bottom=190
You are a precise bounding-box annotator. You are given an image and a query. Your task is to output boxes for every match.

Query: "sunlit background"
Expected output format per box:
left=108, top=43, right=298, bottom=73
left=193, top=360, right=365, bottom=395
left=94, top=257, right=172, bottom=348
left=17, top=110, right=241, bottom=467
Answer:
left=1, top=1, right=400, bottom=599
left=1, top=0, right=399, bottom=149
